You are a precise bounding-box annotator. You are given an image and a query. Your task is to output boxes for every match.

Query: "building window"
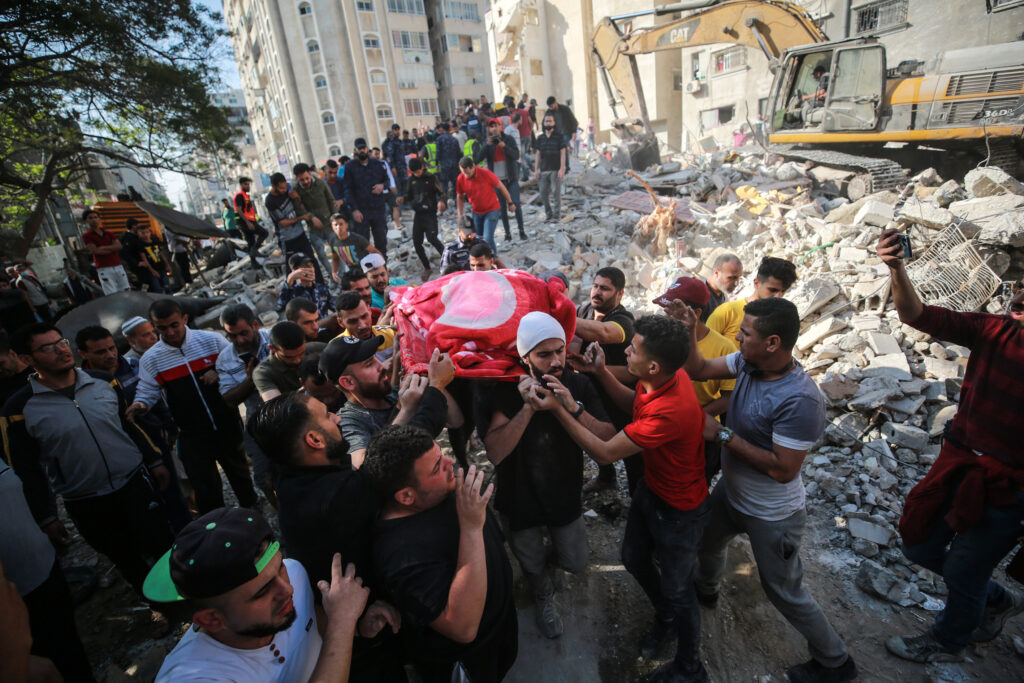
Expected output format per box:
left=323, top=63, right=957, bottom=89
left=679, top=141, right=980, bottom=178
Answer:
left=322, top=112, right=335, bottom=123
left=402, top=49, right=432, bottom=64
left=404, top=98, right=439, bottom=117
left=392, top=30, right=429, bottom=49
left=298, top=2, right=312, bottom=15
left=356, top=0, right=374, bottom=11
left=699, top=105, right=734, bottom=129
left=307, top=41, right=320, bottom=53
left=386, top=0, right=424, bottom=14
left=363, top=36, right=380, bottom=48
left=443, top=34, right=482, bottom=52
left=398, top=64, right=434, bottom=84
left=314, top=76, right=327, bottom=88
left=530, top=59, right=543, bottom=76
left=854, top=0, right=908, bottom=34
left=711, top=46, right=746, bottom=75
left=446, top=66, right=486, bottom=85
left=377, top=106, right=393, bottom=119
left=370, top=69, right=387, bottom=84
left=443, top=1, right=480, bottom=21
left=329, top=146, right=341, bottom=156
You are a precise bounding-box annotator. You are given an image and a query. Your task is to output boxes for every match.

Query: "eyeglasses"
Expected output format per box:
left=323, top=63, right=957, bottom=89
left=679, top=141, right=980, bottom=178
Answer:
left=33, top=338, right=71, bottom=354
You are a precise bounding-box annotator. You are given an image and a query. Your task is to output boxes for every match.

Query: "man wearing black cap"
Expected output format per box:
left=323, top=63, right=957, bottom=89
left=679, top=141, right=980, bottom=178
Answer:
left=320, top=336, right=459, bottom=468
left=363, top=426, right=518, bottom=682
left=342, top=138, right=392, bottom=256
left=382, top=124, right=408, bottom=197
left=146, top=508, right=378, bottom=683
left=278, top=254, right=333, bottom=319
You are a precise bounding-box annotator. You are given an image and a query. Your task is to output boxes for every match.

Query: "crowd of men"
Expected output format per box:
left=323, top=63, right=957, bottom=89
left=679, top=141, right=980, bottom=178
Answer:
left=1, top=95, right=1022, bottom=683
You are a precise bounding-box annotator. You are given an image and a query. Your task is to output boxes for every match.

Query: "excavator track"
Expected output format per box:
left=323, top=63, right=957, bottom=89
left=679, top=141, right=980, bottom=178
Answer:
left=769, top=145, right=907, bottom=198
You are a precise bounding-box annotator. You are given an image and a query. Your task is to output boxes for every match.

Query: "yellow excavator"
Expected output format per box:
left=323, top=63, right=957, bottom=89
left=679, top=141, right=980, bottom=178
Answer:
left=592, top=0, right=1024, bottom=194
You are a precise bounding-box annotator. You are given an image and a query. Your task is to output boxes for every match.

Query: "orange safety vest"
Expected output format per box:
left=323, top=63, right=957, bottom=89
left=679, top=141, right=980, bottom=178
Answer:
left=234, top=189, right=257, bottom=222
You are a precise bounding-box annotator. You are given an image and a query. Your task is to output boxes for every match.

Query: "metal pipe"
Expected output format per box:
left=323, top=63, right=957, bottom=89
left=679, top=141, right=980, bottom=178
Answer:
left=653, top=0, right=721, bottom=17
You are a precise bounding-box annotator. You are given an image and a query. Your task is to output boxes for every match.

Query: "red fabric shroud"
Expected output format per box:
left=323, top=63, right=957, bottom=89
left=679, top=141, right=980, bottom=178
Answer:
left=391, top=269, right=577, bottom=379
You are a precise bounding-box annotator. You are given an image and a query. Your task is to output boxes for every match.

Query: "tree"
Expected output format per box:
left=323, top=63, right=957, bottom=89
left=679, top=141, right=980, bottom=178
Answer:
left=0, top=0, right=239, bottom=256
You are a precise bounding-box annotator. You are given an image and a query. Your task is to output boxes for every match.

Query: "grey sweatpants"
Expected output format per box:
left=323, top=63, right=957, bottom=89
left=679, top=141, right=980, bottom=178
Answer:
left=538, top=170, right=562, bottom=220
left=695, top=484, right=849, bottom=667
left=505, top=515, right=587, bottom=597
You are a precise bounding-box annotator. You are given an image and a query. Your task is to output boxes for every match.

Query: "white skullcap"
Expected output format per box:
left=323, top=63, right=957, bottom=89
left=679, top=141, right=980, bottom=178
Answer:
left=121, top=316, right=148, bottom=336
left=516, top=311, right=565, bottom=357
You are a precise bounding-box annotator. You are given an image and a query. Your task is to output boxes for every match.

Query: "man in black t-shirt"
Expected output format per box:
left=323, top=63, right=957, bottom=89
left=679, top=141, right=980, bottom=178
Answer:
left=479, top=312, right=613, bottom=640
left=363, top=425, right=517, bottom=683
left=533, top=114, right=567, bottom=222
left=571, top=266, right=642, bottom=494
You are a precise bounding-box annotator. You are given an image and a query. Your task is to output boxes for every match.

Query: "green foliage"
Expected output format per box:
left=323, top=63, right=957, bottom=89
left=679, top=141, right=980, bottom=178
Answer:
left=0, top=0, right=240, bottom=253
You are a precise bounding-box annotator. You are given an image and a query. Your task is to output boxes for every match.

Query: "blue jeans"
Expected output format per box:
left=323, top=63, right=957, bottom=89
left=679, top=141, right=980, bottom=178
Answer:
left=903, top=485, right=1024, bottom=651
left=622, top=479, right=710, bottom=675
left=473, top=209, right=502, bottom=253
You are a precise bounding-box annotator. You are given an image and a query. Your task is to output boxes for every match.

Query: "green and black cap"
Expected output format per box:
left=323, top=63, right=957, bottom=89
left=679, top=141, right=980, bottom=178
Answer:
left=143, top=507, right=279, bottom=603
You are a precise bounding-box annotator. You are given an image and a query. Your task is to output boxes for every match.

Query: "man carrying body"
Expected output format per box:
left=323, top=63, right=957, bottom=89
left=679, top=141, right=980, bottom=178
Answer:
left=360, top=253, right=407, bottom=311
left=321, top=336, right=459, bottom=468
left=480, top=312, right=613, bottom=638
left=2, top=323, right=174, bottom=598
left=363, top=426, right=518, bottom=682
left=146, top=507, right=372, bottom=683
left=680, top=298, right=856, bottom=682
left=441, top=224, right=507, bottom=273
left=336, top=292, right=397, bottom=362
left=707, top=256, right=796, bottom=349
left=702, top=254, right=743, bottom=322
left=285, top=297, right=340, bottom=345
left=279, top=254, right=334, bottom=319
left=875, top=231, right=1024, bottom=664
left=533, top=114, right=567, bottom=223
left=234, top=176, right=269, bottom=270
left=533, top=316, right=709, bottom=682
left=571, top=266, right=641, bottom=494
left=122, top=315, right=159, bottom=361
left=81, top=208, right=130, bottom=295
left=456, top=157, right=515, bottom=253
left=127, top=298, right=258, bottom=514
left=265, top=172, right=324, bottom=283
left=291, top=162, right=336, bottom=278
left=254, top=321, right=325, bottom=402
left=343, top=138, right=392, bottom=256
left=216, top=304, right=277, bottom=507
left=340, top=269, right=376, bottom=311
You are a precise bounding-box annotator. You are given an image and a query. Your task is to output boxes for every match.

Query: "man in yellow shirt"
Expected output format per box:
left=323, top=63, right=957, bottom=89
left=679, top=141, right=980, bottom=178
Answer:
left=707, top=256, right=797, bottom=349
left=655, top=276, right=736, bottom=484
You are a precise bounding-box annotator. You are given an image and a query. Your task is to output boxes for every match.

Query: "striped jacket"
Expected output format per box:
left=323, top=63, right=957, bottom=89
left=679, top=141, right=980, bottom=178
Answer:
left=136, top=328, right=237, bottom=432
left=1, top=369, right=163, bottom=526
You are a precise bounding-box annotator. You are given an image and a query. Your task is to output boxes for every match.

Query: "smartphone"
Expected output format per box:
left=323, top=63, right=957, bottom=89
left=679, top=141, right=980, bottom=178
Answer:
left=897, top=233, right=913, bottom=260
left=528, top=364, right=551, bottom=396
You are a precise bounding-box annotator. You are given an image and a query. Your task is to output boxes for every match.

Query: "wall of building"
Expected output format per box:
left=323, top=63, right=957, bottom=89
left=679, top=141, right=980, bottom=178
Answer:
left=426, top=0, right=494, bottom=116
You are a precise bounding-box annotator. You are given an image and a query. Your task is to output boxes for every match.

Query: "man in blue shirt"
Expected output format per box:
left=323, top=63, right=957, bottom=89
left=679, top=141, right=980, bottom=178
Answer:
left=342, top=138, right=391, bottom=257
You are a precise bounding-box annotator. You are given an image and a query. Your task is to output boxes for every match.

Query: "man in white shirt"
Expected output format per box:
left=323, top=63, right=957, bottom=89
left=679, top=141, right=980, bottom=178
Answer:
left=147, top=507, right=391, bottom=683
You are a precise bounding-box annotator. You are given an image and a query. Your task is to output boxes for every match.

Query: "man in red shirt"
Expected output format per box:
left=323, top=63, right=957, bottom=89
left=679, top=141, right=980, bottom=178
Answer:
left=532, top=315, right=709, bottom=683
left=876, top=229, right=1024, bottom=664
left=455, top=156, right=514, bottom=255
left=80, top=209, right=130, bottom=295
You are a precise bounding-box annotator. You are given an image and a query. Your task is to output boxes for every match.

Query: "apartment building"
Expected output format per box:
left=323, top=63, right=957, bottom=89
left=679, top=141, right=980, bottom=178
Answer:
left=223, top=0, right=443, bottom=177
left=424, top=0, right=494, bottom=115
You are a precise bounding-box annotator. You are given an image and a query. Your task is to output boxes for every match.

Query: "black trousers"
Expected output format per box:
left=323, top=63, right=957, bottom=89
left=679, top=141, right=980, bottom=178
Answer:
left=178, top=419, right=257, bottom=514
left=412, top=212, right=444, bottom=270
left=243, top=222, right=269, bottom=268
left=353, top=209, right=389, bottom=256
left=63, top=470, right=174, bottom=597
left=23, top=560, right=95, bottom=682
left=173, top=251, right=193, bottom=284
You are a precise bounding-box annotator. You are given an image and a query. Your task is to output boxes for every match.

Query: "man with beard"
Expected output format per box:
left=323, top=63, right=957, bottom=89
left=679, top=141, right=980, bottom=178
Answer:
left=336, top=292, right=396, bottom=362
left=571, top=267, right=639, bottom=494
left=359, top=254, right=407, bottom=311
left=285, top=298, right=339, bottom=345
left=248, top=394, right=405, bottom=681
left=535, top=316, right=709, bottom=683
left=343, top=138, right=392, bottom=256
left=707, top=256, right=796, bottom=349
left=703, top=254, right=743, bottom=322
left=323, top=336, right=459, bottom=468
left=479, top=312, right=613, bottom=639
left=254, top=321, right=325, bottom=402
left=122, top=316, right=158, bottom=361
left=147, top=507, right=372, bottom=682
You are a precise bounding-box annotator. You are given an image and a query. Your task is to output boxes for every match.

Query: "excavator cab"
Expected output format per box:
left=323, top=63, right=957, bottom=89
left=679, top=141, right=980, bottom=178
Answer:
left=769, top=40, right=887, bottom=134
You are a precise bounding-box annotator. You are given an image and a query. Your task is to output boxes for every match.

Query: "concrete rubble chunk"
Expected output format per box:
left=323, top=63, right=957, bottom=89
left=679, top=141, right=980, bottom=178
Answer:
left=923, top=356, right=963, bottom=380
left=976, top=210, right=1024, bottom=248
left=818, top=376, right=860, bottom=402
left=863, top=353, right=913, bottom=381
left=964, top=167, right=1024, bottom=198
left=826, top=412, right=869, bottom=446
left=797, top=315, right=847, bottom=352
left=849, top=375, right=903, bottom=411
left=866, top=332, right=902, bottom=356
left=790, top=277, right=842, bottom=319
left=898, top=201, right=952, bottom=230
left=882, top=423, right=930, bottom=451
left=854, top=199, right=895, bottom=227
left=849, top=518, right=895, bottom=546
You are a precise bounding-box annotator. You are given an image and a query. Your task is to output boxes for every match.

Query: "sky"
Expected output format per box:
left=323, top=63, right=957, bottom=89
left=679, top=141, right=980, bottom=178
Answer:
left=158, top=1, right=242, bottom=209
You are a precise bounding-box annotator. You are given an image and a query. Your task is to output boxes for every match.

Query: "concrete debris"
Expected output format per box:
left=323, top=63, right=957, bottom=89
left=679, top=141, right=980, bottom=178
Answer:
left=964, top=166, right=1024, bottom=198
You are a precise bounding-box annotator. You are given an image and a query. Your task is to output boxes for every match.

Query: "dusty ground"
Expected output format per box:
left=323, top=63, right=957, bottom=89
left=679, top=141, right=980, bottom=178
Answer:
left=66, top=441, right=1023, bottom=683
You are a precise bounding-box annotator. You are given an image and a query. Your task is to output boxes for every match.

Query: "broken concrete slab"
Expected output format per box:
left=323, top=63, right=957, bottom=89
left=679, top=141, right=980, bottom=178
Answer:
left=854, top=199, right=895, bottom=227
left=899, top=201, right=953, bottom=230
left=928, top=404, right=957, bottom=437
left=923, top=356, right=963, bottom=380
left=797, top=315, right=847, bottom=352
left=849, top=518, right=895, bottom=546
left=866, top=332, right=902, bottom=356
left=964, top=166, right=1024, bottom=198
left=882, top=422, right=930, bottom=450
left=863, top=353, right=913, bottom=381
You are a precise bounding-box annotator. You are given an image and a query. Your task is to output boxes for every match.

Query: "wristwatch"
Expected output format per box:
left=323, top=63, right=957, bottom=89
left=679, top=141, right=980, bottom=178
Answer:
left=716, top=427, right=734, bottom=445
left=572, top=401, right=585, bottom=419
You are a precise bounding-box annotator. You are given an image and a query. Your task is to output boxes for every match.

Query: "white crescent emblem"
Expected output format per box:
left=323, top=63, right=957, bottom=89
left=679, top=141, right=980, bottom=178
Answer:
left=435, top=271, right=517, bottom=330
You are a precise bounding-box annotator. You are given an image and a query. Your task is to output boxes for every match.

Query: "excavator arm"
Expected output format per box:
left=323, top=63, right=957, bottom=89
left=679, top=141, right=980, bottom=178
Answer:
left=592, top=0, right=826, bottom=133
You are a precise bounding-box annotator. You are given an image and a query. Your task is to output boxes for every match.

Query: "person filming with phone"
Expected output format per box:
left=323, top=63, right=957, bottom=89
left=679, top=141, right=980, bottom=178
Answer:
left=875, top=229, right=1024, bottom=664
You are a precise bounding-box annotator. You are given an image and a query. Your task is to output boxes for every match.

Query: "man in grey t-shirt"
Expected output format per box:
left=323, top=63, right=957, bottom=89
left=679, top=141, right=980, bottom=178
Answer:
left=680, top=298, right=857, bottom=683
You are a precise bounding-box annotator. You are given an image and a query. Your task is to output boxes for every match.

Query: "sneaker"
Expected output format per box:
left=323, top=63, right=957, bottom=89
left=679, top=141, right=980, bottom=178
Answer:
left=535, top=593, right=562, bottom=639
left=694, top=583, right=719, bottom=609
left=885, top=632, right=964, bottom=663
left=639, top=618, right=675, bottom=659
left=643, top=661, right=709, bottom=683
left=786, top=655, right=857, bottom=682
left=973, top=589, right=1024, bottom=642
left=518, top=230, right=528, bottom=240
